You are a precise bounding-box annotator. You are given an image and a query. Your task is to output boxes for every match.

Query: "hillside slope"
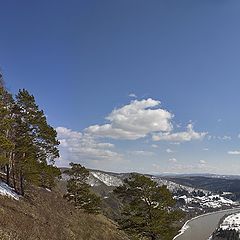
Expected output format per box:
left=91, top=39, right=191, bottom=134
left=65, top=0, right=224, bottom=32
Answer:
left=0, top=183, right=129, bottom=240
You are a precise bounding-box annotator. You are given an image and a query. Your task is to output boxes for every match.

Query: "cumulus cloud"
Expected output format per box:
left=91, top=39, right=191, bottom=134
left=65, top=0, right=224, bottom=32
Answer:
left=228, top=150, right=240, bottom=155
left=86, top=98, right=173, bottom=140
left=56, top=127, right=122, bottom=167
left=169, top=158, right=177, bottom=163
left=129, top=93, right=137, bottom=98
left=199, top=160, right=207, bottom=164
left=152, top=123, right=207, bottom=142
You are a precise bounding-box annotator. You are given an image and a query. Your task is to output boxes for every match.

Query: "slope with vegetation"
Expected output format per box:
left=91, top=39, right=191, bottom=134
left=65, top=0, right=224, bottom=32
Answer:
left=0, top=74, right=184, bottom=240
left=0, top=75, right=128, bottom=240
left=0, top=184, right=129, bottom=240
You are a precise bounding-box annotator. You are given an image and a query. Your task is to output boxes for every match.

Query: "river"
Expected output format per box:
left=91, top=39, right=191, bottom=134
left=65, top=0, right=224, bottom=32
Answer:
left=173, top=208, right=240, bottom=240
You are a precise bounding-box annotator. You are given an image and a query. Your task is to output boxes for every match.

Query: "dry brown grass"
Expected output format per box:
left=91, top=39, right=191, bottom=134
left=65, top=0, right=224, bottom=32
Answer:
left=0, top=185, right=129, bottom=240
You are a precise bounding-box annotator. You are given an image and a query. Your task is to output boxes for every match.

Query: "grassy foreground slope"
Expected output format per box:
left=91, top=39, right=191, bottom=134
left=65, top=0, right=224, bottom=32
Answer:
left=0, top=185, right=129, bottom=240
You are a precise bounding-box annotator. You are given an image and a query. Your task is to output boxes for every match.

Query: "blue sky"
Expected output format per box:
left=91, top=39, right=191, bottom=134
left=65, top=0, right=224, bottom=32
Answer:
left=1, top=1, right=240, bottom=174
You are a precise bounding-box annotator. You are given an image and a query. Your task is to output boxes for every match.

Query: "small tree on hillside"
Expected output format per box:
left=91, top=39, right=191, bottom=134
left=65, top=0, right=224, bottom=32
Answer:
left=114, top=173, right=184, bottom=240
left=64, top=163, right=101, bottom=214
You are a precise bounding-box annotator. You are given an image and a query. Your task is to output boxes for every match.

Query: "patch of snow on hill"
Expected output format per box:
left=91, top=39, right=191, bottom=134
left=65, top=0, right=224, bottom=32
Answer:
left=91, top=172, right=123, bottom=187
left=152, top=177, right=203, bottom=193
left=196, top=195, right=237, bottom=208
left=176, top=194, right=238, bottom=210
left=220, top=213, right=240, bottom=232
left=0, top=182, right=19, bottom=200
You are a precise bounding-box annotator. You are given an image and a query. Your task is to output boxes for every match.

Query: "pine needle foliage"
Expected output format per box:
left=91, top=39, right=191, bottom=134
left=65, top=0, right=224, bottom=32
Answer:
left=64, top=163, right=101, bottom=214
left=114, top=173, right=184, bottom=240
left=0, top=78, right=60, bottom=195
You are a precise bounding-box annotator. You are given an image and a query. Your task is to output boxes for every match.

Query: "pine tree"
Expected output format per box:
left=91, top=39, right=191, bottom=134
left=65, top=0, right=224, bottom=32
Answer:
left=0, top=76, right=61, bottom=195
left=114, top=173, right=184, bottom=240
left=0, top=84, right=15, bottom=185
left=64, top=163, right=101, bottom=214
left=14, top=89, right=60, bottom=193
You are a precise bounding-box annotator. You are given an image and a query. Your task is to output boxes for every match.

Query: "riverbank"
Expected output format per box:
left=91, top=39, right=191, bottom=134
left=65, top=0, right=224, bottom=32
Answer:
left=173, top=208, right=240, bottom=240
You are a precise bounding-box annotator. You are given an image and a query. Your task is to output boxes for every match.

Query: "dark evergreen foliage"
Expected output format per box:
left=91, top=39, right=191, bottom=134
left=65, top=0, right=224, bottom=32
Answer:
left=212, top=228, right=240, bottom=240
left=114, top=173, right=184, bottom=240
left=64, top=163, right=101, bottom=214
left=0, top=78, right=60, bottom=195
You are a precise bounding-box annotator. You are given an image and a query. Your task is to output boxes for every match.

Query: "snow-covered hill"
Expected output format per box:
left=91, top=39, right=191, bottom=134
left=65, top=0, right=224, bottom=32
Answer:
left=151, top=176, right=208, bottom=194
left=210, top=212, right=240, bottom=239
left=219, top=212, right=240, bottom=231
left=87, top=170, right=239, bottom=213
left=61, top=168, right=239, bottom=214
left=90, top=171, right=123, bottom=187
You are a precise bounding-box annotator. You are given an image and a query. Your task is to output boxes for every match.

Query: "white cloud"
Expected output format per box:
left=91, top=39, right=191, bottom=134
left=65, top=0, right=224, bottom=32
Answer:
left=86, top=98, right=173, bottom=140
left=228, top=150, right=240, bottom=155
left=208, top=135, right=232, bottom=141
left=169, top=158, right=177, bottom=163
left=128, top=150, right=154, bottom=156
left=129, top=93, right=137, bottom=98
left=219, top=136, right=232, bottom=141
left=152, top=123, right=207, bottom=142
left=56, top=127, right=122, bottom=167
left=166, top=148, right=174, bottom=153
left=199, top=160, right=207, bottom=164
left=203, top=148, right=209, bottom=151
left=207, top=135, right=213, bottom=140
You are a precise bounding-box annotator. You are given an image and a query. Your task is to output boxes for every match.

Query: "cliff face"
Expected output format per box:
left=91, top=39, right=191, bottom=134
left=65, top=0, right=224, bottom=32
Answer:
left=0, top=185, right=129, bottom=240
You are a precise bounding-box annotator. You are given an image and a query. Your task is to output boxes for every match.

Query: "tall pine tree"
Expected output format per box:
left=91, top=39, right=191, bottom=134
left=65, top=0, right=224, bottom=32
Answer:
left=114, top=174, right=184, bottom=240
left=0, top=80, right=61, bottom=195
left=0, top=82, right=15, bottom=186
left=14, top=89, right=60, bottom=193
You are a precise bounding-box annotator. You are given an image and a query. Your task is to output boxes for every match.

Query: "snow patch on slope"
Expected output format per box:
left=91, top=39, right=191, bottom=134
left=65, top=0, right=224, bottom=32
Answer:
left=90, top=172, right=123, bottom=187
left=152, top=177, right=204, bottom=193
left=220, top=212, right=240, bottom=232
left=0, top=182, right=19, bottom=200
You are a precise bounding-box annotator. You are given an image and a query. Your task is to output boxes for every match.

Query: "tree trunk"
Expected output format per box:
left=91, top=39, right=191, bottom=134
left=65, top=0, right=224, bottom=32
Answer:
left=19, top=152, right=26, bottom=196
left=12, top=152, right=16, bottom=190
left=6, top=164, right=10, bottom=185
left=20, top=171, right=24, bottom=196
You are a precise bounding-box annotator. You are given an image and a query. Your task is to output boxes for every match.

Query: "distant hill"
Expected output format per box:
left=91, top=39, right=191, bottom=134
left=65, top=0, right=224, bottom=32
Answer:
left=60, top=168, right=240, bottom=220
left=166, top=176, right=240, bottom=195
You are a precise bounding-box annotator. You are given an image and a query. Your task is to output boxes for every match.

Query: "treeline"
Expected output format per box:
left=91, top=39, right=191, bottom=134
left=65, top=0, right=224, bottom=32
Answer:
left=0, top=75, right=60, bottom=195
left=212, top=228, right=240, bottom=240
